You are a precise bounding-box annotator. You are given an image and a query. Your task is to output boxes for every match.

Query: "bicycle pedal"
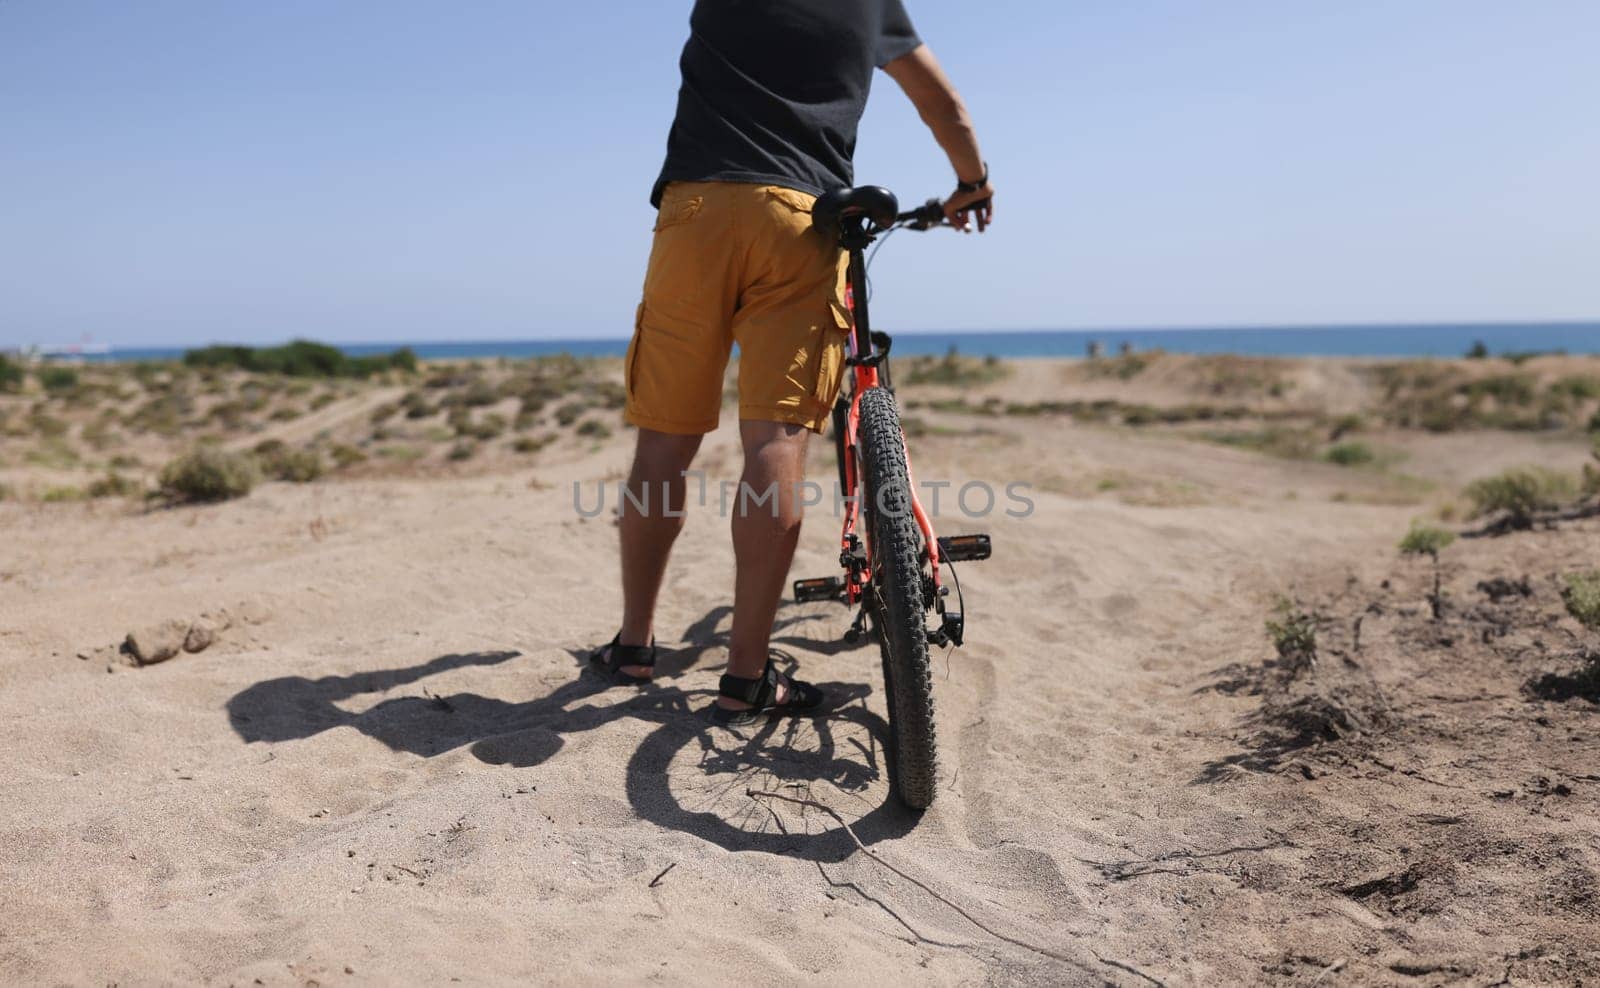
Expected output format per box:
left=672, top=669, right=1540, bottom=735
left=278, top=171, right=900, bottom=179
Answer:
left=938, top=533, right=992, bottom=562
left=793, top=576, right=846, bottom=603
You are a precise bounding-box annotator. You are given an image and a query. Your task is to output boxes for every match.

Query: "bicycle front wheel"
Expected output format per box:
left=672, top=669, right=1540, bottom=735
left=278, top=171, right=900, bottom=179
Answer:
left=856, top=385, right=938, bottom=810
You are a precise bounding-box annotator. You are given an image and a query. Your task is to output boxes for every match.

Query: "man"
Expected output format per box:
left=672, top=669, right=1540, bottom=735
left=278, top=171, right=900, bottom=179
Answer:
left=592, top=0, right=993, bottom=725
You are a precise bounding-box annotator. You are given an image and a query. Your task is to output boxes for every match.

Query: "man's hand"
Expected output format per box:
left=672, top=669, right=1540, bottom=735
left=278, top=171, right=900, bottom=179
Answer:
left=944, top=182, right=994, bottom=233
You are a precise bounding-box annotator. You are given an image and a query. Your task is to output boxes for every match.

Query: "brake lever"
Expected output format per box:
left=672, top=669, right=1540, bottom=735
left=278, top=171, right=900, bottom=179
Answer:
left=905, top=198, right=946, bottom=231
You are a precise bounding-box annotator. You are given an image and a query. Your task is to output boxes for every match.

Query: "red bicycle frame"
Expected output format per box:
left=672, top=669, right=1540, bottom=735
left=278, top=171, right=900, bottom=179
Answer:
left=834, top=246, right=945, bottom=607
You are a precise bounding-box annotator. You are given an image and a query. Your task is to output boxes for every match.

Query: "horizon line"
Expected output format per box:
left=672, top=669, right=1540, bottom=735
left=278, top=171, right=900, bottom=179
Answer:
left=10, top=317, right=1600, bottom=351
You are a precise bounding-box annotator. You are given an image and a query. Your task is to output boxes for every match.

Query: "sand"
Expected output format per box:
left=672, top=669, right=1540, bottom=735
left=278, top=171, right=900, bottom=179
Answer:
left=2, top=355, right=1598, bottom=985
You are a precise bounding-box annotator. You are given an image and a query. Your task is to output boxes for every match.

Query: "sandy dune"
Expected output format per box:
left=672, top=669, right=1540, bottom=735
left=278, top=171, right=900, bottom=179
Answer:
left=3, top=356, right=1598, bottom=985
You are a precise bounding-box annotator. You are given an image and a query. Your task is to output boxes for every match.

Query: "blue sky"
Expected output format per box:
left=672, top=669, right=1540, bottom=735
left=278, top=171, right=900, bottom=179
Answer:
left=2, top=0, right=1596, bottom=347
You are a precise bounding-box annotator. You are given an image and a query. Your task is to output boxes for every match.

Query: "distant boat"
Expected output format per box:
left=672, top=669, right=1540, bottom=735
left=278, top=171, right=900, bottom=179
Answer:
left=12, top=342, right=112, bottom=362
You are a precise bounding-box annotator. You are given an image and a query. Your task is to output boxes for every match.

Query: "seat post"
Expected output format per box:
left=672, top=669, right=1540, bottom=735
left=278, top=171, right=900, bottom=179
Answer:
left=837, top=219, right=875, bottom=359
left=846, top=245, right=871, bottom=357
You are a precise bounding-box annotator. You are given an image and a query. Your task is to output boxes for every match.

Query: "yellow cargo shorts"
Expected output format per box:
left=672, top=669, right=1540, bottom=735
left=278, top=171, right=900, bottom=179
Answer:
left=624, top=181, right=852, bottom=435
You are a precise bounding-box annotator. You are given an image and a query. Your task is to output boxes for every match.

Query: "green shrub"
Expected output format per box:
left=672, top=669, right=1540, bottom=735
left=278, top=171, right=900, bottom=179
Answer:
left=207, top=400, right=249, bottom=429
left=1399, top=523, right=1456, bottom=558
left=125, top=392, right=195, bottom=436
left=1463, top=374, right=1536, bottom=407
left=377, top=444, right=424, bottom=462
left=1550, top=375, right=1600, bottom=401
left=1465, top=340, right=1489, bottom=359
left=576, top=419, right=612, bottom=439
left=1082, top=350, right=1158, bottom=381
left=0, top=482, right=13, bottom=501
left=309, top=391, right=338, bottom=411
left=464, top=412, right=506, bottom=441
left=158, top=447, right=259, bottom=503
left=370, top=402, right=399, bottom=425
left=41, top=485, right=86, bottom=503
left=182, top=340, right=416, bottom=378
left=425, top=366, right=471, bottom=389
left=1563, top=571, right=1600, bottom=631
left=903, top=347, right=1010, bottom=386
left=0, top=355, right=24, bottom=392
left=512, top=434, right=555, bottom=454
left=448, top=381, right=499, bottom=408
left=554, top=401, right=588, bottom=427
left=1324, top=441, right=1375, bottom=467
left=27, top=410, right=69, bottom=439
left=87, top=472, right=143, bottom=498
left=255, top=443, right=323, bottom=482
left=1327, top=414, right=1365, bottom=440
left=1463, top=467, right=1577, bottom=526
left=447, top=440, right=476, bottom=461
left=329, top=443, right=367, bottom=469
left=1204, top=427, right=1319, bottom=460
left=38, top=366, right=79, bottom=393
left=401, top=391, right=437, bottom=419
left=1266, top=598, right=1317, bottom=666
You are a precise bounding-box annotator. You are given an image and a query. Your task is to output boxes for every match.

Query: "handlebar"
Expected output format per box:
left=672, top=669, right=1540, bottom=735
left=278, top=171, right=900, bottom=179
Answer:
left=894, top=197, right=993, bottom=231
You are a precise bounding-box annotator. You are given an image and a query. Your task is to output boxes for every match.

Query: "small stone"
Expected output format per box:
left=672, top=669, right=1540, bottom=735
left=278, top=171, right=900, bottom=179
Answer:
left=124, top=620, right=188, bottom=664
left=183, top=622, right=215, bottom=653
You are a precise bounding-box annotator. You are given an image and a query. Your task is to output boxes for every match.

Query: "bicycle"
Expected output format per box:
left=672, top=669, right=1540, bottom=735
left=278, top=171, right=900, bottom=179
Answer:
left=793, top=186, right=993, bottom=811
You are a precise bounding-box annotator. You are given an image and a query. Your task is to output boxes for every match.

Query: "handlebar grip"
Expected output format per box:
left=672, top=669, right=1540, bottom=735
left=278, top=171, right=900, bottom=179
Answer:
left=896, top=198, right=947, bottom=229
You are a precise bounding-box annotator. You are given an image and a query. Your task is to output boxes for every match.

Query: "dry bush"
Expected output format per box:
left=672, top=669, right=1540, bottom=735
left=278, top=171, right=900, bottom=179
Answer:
left=1464, top=467, right=1578, bottom=527
left=903, top=348, right=1009, bottom=386
left=512, top=434, right=555, bottom=454
left=1323, top=441, right=1375, bottom=466
left=87, top=472, right=144, bottom=499
left=158, top=447, right=259, bottom=503
left=328, top=443, right=367, bottom=469
left=254, top=440, right=323, bottom=482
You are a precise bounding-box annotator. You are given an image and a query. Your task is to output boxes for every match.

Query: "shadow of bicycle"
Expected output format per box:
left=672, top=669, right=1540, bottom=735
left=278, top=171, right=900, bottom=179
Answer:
left=225, top=604, right=918, bottom=861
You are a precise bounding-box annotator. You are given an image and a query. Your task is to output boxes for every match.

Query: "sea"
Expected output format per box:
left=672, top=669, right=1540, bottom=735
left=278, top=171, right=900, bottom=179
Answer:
left=40, top=321, right=1600, bottom=363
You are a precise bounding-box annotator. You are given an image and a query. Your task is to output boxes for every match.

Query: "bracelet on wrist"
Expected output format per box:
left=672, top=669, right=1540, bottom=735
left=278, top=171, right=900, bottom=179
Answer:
left=956, top=163, right=989, bottom=193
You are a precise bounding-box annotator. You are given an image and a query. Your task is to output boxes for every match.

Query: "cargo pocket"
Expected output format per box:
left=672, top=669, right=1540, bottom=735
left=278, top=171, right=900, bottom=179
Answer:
left=653, top=187, right=703, bottom=232
left=765, top=186, right=816, bottom=215
left=810, top=308, right=847, bottom=412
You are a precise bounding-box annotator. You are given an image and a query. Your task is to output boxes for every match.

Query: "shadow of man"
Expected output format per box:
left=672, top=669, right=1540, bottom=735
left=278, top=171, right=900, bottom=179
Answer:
left=224, top=604, right=918, bottom=859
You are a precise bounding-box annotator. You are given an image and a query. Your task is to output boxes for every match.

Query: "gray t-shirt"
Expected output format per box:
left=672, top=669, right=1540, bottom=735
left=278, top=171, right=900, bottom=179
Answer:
left=650, top=0, right=921, bottom=208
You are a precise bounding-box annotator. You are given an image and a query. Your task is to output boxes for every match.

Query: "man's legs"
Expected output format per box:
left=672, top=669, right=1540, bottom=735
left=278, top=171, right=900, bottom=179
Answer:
left=719, top=419, right=810, bottom=710
left=616, top=427, right=703, bottom=677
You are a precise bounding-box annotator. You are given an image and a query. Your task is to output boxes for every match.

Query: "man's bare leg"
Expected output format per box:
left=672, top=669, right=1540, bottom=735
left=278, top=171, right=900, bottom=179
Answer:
left=719, top=419, right=810, bottom=710
left=616, top=427, right=703, bottom=677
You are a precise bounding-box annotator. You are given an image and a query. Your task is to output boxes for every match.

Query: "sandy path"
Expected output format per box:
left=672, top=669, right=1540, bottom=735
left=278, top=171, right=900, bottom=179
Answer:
left=0, top=412, right=1590, bottom=985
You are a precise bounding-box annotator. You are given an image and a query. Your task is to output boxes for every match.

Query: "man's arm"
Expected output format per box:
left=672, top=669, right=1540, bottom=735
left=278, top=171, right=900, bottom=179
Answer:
left=882, top=44, right=994, bottom=233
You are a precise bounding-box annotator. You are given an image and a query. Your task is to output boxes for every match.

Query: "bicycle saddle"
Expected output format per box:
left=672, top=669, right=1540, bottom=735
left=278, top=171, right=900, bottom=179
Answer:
left=812, top=186, right=899, bottom=237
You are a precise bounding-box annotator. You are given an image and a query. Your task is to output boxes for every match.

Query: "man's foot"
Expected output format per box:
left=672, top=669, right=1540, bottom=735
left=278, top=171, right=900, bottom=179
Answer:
left=590, top=634, right=656, bottom=684
left=712, top=660, right=824, bottom=726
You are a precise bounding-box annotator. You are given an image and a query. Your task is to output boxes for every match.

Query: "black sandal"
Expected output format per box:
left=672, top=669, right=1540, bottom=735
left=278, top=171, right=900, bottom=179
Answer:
left=590, top=634, right=657, bottom=685
left=710, top=659, right=825, bottom=727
